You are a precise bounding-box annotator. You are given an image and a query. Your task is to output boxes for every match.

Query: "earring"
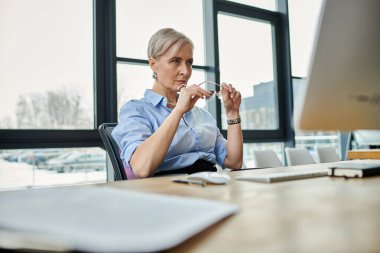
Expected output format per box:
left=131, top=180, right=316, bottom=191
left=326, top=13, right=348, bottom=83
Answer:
left=152, top=72, right=157, bottom=79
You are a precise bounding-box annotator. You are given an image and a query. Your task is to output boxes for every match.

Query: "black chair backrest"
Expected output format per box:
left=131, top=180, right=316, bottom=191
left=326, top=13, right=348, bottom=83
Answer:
left=98, top=123, right=128, bottom=181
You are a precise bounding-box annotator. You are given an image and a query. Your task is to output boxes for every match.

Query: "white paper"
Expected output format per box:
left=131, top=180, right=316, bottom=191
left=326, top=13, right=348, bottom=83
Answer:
left=0, top=186, right=239, bottom=252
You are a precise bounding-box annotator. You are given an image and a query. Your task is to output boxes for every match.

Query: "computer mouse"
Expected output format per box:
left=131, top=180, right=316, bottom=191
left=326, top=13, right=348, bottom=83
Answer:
left=187, top=172, right=231, bottom=185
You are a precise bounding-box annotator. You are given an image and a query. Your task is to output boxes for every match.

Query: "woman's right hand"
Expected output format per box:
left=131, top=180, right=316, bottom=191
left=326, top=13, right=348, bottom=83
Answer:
left=174, top=84, right=212, bottom=114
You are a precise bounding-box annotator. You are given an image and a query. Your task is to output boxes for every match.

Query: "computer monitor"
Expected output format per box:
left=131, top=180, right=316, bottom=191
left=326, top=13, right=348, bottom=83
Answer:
left=295, top=0, right=380, bottom=131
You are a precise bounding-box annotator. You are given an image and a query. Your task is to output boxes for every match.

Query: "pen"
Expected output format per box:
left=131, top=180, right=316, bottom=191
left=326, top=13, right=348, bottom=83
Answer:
left=173, top=179, right=206, bottom=187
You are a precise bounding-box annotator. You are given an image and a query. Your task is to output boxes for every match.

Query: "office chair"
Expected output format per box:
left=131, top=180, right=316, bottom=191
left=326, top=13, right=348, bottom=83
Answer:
left=253, top=150, right=283, bottom=168
left=316, top=146, right=340, bottom=163
left=98, top=123, right=128, bottom=181
left=285, top=147, right=315, bottom=166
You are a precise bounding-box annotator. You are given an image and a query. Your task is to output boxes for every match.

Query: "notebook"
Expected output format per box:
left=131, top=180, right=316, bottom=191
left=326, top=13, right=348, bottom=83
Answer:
left=328, top=163, right=380, bottom=178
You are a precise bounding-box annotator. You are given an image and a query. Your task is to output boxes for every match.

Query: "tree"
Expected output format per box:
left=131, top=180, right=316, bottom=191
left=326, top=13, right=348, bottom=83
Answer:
left=15, top=86, right=92, bottom=129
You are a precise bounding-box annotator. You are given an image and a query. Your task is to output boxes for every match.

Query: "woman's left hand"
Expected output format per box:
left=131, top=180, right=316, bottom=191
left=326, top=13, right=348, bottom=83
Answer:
left=220, top=82, right=241, bottom=116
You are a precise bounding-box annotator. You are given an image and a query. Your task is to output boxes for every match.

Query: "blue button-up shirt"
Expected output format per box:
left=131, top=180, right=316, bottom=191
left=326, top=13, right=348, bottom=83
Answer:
left=112, top=89, right=227, bottom=175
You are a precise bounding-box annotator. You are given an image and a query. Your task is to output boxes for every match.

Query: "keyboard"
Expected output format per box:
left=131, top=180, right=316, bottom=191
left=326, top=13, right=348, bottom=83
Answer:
left=236, top=169, right=329, bottom=183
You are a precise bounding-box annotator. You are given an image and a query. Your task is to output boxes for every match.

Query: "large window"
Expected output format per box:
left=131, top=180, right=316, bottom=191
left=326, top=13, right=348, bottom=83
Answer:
left=0, top=0, right=107, bottom=189
left=288, top=0, right=339, bottom=158
left=0, top=0, right=102, bottom=149
left=0, top=0, right=295, bottom=189
left=0, top=0, right=94, bottom=130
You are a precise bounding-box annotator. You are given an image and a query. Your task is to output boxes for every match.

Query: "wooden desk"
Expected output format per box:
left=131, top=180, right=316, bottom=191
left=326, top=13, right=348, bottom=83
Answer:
left=109, top=160, right=380, bottom=253
left=347, top=149, right=380, bottom=160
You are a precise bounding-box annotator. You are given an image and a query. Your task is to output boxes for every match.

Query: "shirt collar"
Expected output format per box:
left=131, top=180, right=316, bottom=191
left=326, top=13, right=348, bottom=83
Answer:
left=144, top=89, right=167, bottom=107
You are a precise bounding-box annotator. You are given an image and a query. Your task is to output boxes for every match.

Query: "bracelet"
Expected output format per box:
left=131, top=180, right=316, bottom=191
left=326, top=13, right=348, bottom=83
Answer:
left=227, top=116, right=241, bottom=125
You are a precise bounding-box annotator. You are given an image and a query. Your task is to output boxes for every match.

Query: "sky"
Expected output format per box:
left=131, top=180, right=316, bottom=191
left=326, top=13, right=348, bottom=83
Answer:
left=0, top=0, right=322, bottom=128
left=0, top=0, right=93, bottom=126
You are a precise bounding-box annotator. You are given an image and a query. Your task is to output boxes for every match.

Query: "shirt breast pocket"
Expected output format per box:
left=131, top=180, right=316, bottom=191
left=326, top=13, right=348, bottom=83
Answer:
left=169, top=125, right=195, bottom=155
left=200, top=123, right=217, bottom=151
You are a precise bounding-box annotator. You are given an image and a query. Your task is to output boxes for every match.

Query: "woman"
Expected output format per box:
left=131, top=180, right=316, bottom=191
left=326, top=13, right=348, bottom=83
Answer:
left=112, top=28, right=243, bottom=179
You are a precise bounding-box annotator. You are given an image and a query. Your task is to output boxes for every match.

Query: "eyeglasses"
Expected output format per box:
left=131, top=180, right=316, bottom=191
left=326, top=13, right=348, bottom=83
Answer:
left=177, top=80, right=225, bottom=99
left=197, top=80, right=224, bottom=99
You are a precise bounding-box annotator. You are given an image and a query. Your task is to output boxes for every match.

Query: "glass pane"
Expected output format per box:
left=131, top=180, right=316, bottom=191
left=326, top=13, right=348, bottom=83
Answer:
left=293, top=77, right=339, bottom=160
left=243, top=142, right=284, bottom=168
left=218, top=14, right=277, bottom=130
left=288, top=0, right=323, bottom=77
left=0, top=148, right=106, bottom=190
left=0, top=0, right=94, bottom=130
left=117, top=63, right=206, bottom=114
left=116, top=0, right=205, bottom=65
left=226, top=0, right=277, bottom=11
left=289, top=2, right=338, bottom=161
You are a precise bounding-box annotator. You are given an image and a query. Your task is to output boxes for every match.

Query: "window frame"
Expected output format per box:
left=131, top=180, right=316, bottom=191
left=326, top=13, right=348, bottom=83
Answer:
left=205, top=0, right=293, bottom=143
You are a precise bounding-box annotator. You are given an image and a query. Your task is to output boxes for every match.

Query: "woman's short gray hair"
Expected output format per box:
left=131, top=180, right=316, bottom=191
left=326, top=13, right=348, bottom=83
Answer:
left=147, top=28, right=194, bottom=59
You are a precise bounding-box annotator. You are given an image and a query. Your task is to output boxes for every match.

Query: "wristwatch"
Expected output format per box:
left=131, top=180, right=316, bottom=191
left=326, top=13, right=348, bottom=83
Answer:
left=227, top=116, right=241, bottom=125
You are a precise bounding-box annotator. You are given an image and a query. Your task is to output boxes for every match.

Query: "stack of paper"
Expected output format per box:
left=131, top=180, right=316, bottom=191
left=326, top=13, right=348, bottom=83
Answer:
left=0, top=186, right=238, bottom=252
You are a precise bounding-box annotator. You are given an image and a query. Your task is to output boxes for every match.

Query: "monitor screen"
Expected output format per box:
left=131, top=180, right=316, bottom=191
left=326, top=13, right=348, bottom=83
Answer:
left=295, top=0, right=380, bottom=131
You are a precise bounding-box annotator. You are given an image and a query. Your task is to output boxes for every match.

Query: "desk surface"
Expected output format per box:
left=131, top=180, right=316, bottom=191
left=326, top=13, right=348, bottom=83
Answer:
left=109, top=160, right=380, bottom=253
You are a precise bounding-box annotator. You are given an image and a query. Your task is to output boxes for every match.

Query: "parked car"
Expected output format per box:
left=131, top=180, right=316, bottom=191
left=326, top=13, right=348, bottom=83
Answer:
left=54, top=152, right=106, bottom=173
left=3, top=150, right=30, bottom=163
left=1, top=152, right=14, bottom=161
left=39, top=151, right=77, bottom=170
left=24, top=149, right=63, bottom=166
